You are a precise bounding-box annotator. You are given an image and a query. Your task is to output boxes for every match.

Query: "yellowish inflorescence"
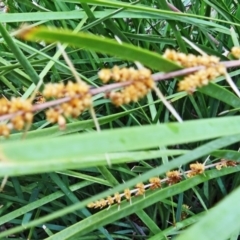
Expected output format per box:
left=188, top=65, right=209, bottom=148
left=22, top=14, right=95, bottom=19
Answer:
left=88, top=160, right=238, bottom=210
left=43, top=81, right=92, bottom=129
left=231, top=46, right=240, bottom=58
left=0, top=48, right=238, bottom=137
left=163, top=49, right=226, bottom=93
left=0, top=98, right=33, bottom=137
left=98, top=66, right=154, bottom=106
left=0, top=48, right=237, bottom=137
left=216, top=159, right=237, bottom=170
left=166, top=170, right=182, bottom=185
left=186, top=162, right=205, bottom=178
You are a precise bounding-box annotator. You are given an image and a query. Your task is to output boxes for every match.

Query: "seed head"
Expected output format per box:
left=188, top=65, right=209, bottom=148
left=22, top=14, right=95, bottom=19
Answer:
left=166, top=171, right=181, bottom=185
left=99, top=66, right=154, bottom=106
left=135, top=183, right=145, bottom=196
left=231, top=46, right=240, bottom=58
left=149, top=177, right=161, bottom=189
left=187, top=162, right=205, bottom=178
left=124, top=189, right=131, bottom=200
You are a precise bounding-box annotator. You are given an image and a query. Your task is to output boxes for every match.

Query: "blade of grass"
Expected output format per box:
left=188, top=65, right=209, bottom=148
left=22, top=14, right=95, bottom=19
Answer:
left=176, top=185, right=240, bottom=240
left=19, top=26, right=181, bottom=72
left=0, top=23, right=39, bottom=85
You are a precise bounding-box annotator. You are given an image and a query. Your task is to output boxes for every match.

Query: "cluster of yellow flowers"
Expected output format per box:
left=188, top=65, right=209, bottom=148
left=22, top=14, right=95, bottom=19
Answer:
left=215, top=159, right=237, bottom=170
left=0, top=47, right=238, bottom=137
left=186, top=162, right=205, bottom=178
left=87, top=177, right=161, bottom=209
left=43, top=81, right=92, bottom=129
left=166, top=170, right=182, bottom=185
left=88, top=160, right=237, bottom=210
left=163, top=49, right=226, bottom=93
left=163, top=49, right=220, bottom=68
left=0, top=98, right=33, bottom=137
left=98, top=66, right=154, bottom=106
left=231, top=46, right=240, bottom=58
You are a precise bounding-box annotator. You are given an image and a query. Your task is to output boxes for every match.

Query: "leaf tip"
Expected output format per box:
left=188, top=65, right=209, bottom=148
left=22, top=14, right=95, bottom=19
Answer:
left=16, top=25, right=39, bottom=41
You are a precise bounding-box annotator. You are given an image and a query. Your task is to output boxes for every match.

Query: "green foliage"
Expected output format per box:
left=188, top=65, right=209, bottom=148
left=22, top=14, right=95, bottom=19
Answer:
left=0, top=0, right=239, bottom=239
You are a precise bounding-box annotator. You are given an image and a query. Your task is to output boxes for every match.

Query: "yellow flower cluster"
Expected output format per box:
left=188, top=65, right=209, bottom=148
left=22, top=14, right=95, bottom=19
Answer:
left=163, top=49, right=220, bottom=68
left=216, top=159, right=238, bottom=170
left=178, top=65, right=226, bottom=93
left=88, top=159, right=239, bottom=210
left=43, top=81, right=91, bottom=129
left=166, top=170, right=182, bottom=185
left=187, top=162, right=205, bottom=178
left=163, top=49, right=226, bottom=93
left=231, top=46, right=240, bottom=58
left=98, top=66, right=154, bottom=106
left=88, top=171, right=185, bottom=209
left=149, top=177, right=161, bottom=189
left=0, top=98, right=33, bottom=137
left=88, top=177, right=161, bottom=209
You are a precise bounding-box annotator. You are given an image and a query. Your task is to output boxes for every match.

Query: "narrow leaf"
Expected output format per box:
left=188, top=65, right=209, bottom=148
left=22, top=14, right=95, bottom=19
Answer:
left=19, top=26, right=180, bottom=72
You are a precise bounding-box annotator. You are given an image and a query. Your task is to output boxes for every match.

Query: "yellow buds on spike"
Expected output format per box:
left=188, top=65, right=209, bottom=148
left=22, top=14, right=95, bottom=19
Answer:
left=114, top=193, right=122, bottom=204
left=0, top=98, right=33, bottom=137
left=43, top=81, right=92, bottom=129
left=166, top=171, right=181, bottom=185
left=231, top=46, right=240, bottom=58
left=216, top=159, right=238, bottom=170
left=163, top=49, right=220, bottom=68
left=124, top=189, right=131, bottom=201
left=149, top=177, right=161, bottom=190
left=178, top=65, right=226, bottom=93
left=135, top=183, right=145, bottom=196
left=98, top=66, right=154, bottom=106
left=87, top=159, right=238, bottom=210
left=187, top=162, right=205, bottom=178
left=163, top=49, right=226, bottom=93
left=0, top=124, right=10, bottom=137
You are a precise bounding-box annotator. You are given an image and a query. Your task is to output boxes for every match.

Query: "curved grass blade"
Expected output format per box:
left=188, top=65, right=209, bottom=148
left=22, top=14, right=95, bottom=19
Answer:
left=176, top=185, right=240, bottom=240
left=0, top=23, right=39, bottom=85
left=2, top=116, right=240, bottom=162
left=59, top=0, right=240, bottom=29
left=19, top=26, right=180, bottom=72
left=148, top=213, right=206, bottom=240
left=4, top=110, right=132, bottom=141
left=211, top=150, right=240, bottom=161
left=199, top=83, right=240, bottom=108
left=0, top=150, right=188, bottom=177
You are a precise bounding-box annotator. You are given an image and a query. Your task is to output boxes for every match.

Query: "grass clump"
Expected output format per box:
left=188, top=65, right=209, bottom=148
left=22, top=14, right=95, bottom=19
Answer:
left=0, top=1, right=240, bottom=240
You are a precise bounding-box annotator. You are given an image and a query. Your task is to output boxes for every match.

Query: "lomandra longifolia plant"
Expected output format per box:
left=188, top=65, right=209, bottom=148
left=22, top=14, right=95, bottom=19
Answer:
left=0, top=9, right=240, bottom=239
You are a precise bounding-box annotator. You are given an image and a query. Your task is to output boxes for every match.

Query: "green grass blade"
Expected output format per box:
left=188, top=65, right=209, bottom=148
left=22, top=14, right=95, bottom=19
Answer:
left=20, top=26, right=180, bottom=71
left=0, top=23, right=39, bottom=85
left=199, top=83, right=240, bottom=108
left=0, top=150, right=188, bottom=177
left=1, top=116, right=240, bottom=162
left=59, top=0, right=240, bottom=29
left=176, top=186, right=240, bottom=240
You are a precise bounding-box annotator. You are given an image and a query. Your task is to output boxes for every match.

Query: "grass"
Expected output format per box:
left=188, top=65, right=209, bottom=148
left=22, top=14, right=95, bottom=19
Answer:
left=0, top=0, right=239, bottom=239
